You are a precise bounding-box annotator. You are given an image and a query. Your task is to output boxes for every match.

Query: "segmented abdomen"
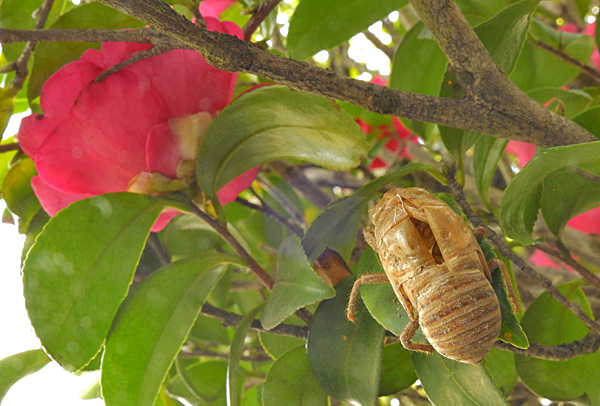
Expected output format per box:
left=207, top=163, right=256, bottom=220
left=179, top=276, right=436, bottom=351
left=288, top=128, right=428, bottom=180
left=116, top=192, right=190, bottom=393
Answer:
left=416, top=269, right=501, bottom=364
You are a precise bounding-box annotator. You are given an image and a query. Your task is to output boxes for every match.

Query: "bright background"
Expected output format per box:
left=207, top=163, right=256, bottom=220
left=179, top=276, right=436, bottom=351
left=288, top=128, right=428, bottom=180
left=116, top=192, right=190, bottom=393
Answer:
left=0, top=115, right=102, bottom=405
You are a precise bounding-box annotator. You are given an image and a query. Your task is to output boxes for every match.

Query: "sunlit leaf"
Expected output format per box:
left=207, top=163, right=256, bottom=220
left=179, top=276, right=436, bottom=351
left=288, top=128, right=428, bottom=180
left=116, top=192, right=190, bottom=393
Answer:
left=0, top=349, right=50, bottom=402
left=197, top=85, right=368, bottom=211
left=307, top=277, right=384, bottom=406
left=1, top=157, right=41, bottom=232
left=101, top=253, right=244, bottom=406
left=287, top=0, right=407, bottom=59
left=23, top=193, right=187, bottom=370
left=261, top=236, right=335, bottom=330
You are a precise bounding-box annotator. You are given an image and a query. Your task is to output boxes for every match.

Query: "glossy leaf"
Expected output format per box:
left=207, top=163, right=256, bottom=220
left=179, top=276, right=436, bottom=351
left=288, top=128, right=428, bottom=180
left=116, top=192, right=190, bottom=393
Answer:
left=101, top=253, right=244, bottom=406
left=172, top=359, right=228, bottom=402
left=389, top=22, right=447, bottom=139
left=227, top=304, right=264, bottom=406
left=307, top=277, right=384, bottom=406
left=261, top=236, right=335, bottom=330
left=287, top=0, right=407, bottom=59
left=0, top=349, right=51, bottom=402
left=302, top=163, right=444, bottom=262
left=262, top=346, right=328, bottom=406
left=23, top=193, right=186, bottom=370
left=197, top=85, right=368, bottom=208
left=473, top=136, right=508, bottom=209
left=482, top=349, right=517, bottom=397
left=357, top=248, right=411, bottom=337
left=28, top=2, right=145, bottom=102
left=379, top=342, right=417, bottom=396
left=515, top=283, right=600, bottom=404
left=499, top=142, right=600, bottom=243
left=512, top=20, right=594, bottom=91
left=527, top=88, right=594, bottom=118
left=412, top=352, right=509, bottom=406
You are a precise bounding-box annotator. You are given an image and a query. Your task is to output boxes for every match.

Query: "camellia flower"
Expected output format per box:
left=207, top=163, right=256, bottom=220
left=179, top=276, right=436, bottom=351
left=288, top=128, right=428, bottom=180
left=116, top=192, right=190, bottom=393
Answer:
left=18, top=16, right=258, bottom=231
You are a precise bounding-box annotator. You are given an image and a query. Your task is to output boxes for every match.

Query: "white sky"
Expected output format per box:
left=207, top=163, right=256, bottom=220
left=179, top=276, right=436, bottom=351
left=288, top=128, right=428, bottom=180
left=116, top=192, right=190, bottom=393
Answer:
left=0, top=118, right=102, bottom=404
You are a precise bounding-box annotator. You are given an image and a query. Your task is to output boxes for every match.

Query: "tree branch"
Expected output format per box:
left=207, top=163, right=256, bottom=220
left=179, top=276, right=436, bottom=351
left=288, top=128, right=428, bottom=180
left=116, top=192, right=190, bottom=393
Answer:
left=242, top=0, right=282, bottom=41
left=93, top=0, right=596, bottom=148
left=494, top=333, right=600, bottom=361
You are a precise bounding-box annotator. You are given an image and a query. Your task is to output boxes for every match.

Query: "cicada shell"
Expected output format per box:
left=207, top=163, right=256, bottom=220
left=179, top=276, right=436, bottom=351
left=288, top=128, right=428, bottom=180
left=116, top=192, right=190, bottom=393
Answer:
left=356, top=187, right=502, bottom=364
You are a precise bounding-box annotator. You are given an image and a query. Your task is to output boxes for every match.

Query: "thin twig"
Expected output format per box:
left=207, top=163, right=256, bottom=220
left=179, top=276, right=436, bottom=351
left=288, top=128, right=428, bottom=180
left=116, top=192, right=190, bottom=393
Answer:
left=494, top=333, right=600, bottom=361
left=8, top=0, right=55, bottom=91
left=533, top=39, right=600, bottom=85
left=200, top=303, right=308, bottom=338
left=180, top=348, right=272, bottom=362
left=242, top=0, right=282, bottom=41
left=444, top=166, right=600, bottom=335
left=363, top=30, right=394, bottom=60
left=255, top=175, right=307, bottom=226
left=148, top=233, right=170, bottom=267
left=267, top=161, right=332, bottom=209
left=235, top=196, right=304, bottom=238
left=95, top=45, right=168, bottom=82
left=189, top=202, right=275, bottom=290
left=535, top=243, right=600, bottom=291
left=0, top=143, right=20, bottom=153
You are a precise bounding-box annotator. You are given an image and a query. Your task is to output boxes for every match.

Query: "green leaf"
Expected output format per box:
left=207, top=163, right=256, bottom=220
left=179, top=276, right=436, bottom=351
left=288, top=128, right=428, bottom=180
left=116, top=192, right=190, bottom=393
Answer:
left=287, top=0, right=407, bottom=60
left=540, top=167, right=600, bottom=237
left=389, top=22, right=447, bottom=139
left=262, top=346, right=328, bottom=406
left=302, top=163, right=444, bottom=262
left=1, top=157, right=41, bottom=232
left=515, top=283, right=600, bottom=404
left=0, top=349, right=51, bottom=402
left=499, top=142, right=600, bottom=243
left=197, top=85, right=368, bottom=208
left=0, top=0, right=41, bottom=60
left=573, top=106, right=600, bottom=138
left=262, top=236, right=335, bottom=330
left=28, top=2, right=144, bottom=102
left=22, top=193, right=181, bottom=370
left=307, top=277, right=384, bottom=406
left=189, top=315, right=231, bottom=346
left=412, top=352, right=509, bottom=406
left=481, top=349, right=517, bottom=397
left=512, top=20, right=594, bottom=91
left=356, top=248, right=411, bottom=337
left=259, top=329, right=305, bottom=360
left=527, top=88, right=594, bottom=119
left=160, top=214, right=227, bottom=261
left=172, top=359, right=228, bottom=402
left=101, top=253, right=243, bottom=406
left=228, top=304, right=264, bottom=406
left=473, top=136, right=508, bottom=209
left=454, top=0, right=516, bottom=25
left=379, top=342, right=417, bottom=396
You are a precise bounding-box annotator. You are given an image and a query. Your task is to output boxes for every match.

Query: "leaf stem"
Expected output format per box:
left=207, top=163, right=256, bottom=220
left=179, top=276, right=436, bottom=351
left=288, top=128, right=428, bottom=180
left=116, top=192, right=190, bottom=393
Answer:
left=188, top=202, right=275, bottom=290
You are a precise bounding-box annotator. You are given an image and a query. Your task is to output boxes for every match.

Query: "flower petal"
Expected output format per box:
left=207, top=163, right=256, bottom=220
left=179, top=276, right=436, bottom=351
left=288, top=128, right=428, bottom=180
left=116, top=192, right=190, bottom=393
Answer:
left=216, top=166, right=260, bottom=205
left=35, top=71, right=170, bottom=194
left=31, top=175, right=93, bottom=216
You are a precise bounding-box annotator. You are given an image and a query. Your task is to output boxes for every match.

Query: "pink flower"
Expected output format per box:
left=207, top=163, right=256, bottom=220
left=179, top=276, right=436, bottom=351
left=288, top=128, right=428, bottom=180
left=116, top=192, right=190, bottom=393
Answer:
left=18, top=17, right=258, bottom=231
left=199, top=0, right=236, bottom=19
